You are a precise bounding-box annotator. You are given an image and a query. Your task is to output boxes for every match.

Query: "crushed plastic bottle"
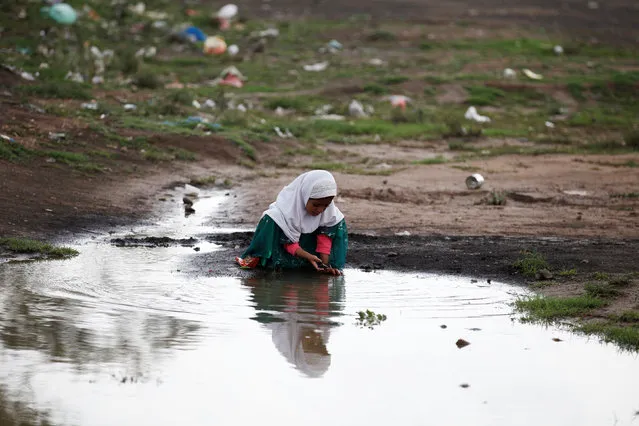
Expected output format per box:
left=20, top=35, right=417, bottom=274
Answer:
left=41, top=3, right=77, bottom=25
left=464, top=106, right=491, bottom=123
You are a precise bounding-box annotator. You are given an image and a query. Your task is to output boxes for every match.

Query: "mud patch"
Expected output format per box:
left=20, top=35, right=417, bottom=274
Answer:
left=111, top=236, right=199, bottom=248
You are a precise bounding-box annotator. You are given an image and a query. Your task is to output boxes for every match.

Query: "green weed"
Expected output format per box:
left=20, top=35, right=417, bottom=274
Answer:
left=0, top=139, right=32, bottom=162
left=413, top=156, right=447, bottom=165
left=0, top=237, right=78, bottom=259
left=515, top=295, right=606, bottom=321
left=356, top=310, right=388, bottom=329
left=19, top=81, right=92, bottom=100
left=513, top=250, right=549, bottom=277
left=558, top=268, right=577, bottom=277
left=578, top=323, right=639, bottom=352
left=584, top=282, right=620, bottom=299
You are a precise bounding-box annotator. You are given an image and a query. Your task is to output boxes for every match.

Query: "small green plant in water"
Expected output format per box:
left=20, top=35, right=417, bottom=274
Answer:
left=0, top=238, right=78, bottom=259
left=356, top=310, right=387, bottom=329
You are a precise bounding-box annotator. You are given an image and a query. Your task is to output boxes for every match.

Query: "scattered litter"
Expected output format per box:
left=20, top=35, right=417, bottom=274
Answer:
left=236, top=104, right=247, bottom=113
left=274, top=127, right=294, bottom=138
left=314, top=104, right=333, bottom=116
left=203, top=36, right=227, bottom=55
left=48, top=132, right=66, bottom=141
left=20, top=71, right=36, bottom=81
left=503, top=68, right=517, bottom=79
left=466, top=174, right=485, bottom=190
left=376, top=163, right=392, bottom=170
left=553, top=45, right=564, bottom=55
left=44, top=208, right=53, bottom=213
left=216, top=4, right=238, bottom=30
left=464, top=106, right=491, bottom=123
left=522, top=69, right=543, bottom=80
left=563, top=190, right=588, bottom=196
left=181, top=26, right=207, bottom=43
left=321, top=39, right=343, bottom=53
left=369, top=58, right=385, bottom=66
left=227, top=44, right=239, bottom=56
left=314, top=114, right=345, bottom=121
left=545, top=121, right=555, bottom=128
left=395, top=231, right=411, bottom=236
left=39, top=63, right=49, bottom=69
left=41, top=3, right=77, bottom=25
left=252, top=28, right=279, bottom=38
left=128, top=2, right=146, bottom=15
left=210, top=66, right=246, bottom=88
left=192, top=100, right=201, bottom=109
left=388, top=95, right=411, bottom=110
left=135, top=46, right=157, bottom=58
left=348, top=100, right=367, bottom=118
left=456, top=339, right=471, bottom=349
left=65, top=71, right=84, bottom=83
left=91, top=75, right=104, bottom=85
left=1, top=134, right=16, bottom=143
left=123, top=103, right=137, bottom=111
left=81, top=101, right=98, bottom=110
left=303, top=61, right=329, bottom=72
left=203, top=99, right=216, bottom=109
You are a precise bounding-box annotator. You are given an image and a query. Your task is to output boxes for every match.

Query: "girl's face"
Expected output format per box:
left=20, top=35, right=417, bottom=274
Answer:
left=306, top=197, right=334, bottom=216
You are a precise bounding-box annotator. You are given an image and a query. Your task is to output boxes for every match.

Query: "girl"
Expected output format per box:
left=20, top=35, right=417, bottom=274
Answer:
left=235, top=170, right=348, bottom=275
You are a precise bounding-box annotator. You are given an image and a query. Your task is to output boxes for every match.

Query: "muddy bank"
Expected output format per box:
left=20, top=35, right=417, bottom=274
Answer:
left=195, top=232, right=639, bottom=281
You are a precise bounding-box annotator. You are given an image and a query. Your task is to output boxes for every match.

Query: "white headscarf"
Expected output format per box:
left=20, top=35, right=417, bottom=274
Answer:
left=263, top=170, right=344, bottom=243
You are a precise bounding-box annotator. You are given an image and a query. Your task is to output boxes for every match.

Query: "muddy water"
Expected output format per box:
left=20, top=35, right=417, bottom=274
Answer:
left=1, top=189, right=638, bottom=426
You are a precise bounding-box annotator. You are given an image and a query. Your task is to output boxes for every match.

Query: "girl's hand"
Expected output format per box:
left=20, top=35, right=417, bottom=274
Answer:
left=305, top=254, right=324, bottom=271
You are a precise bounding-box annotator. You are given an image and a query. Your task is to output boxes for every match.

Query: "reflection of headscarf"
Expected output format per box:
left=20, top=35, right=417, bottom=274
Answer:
left=270, top=316, right=331, bottom=378
left=263, top=170, right=344, bottom=243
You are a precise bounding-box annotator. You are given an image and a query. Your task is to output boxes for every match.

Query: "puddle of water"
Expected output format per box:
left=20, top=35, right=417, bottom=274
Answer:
left=1, top=190, right=638, bottom=426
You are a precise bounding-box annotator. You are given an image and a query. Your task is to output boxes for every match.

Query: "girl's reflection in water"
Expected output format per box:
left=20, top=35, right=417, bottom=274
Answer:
left=242, top=273, right=345, bottom=378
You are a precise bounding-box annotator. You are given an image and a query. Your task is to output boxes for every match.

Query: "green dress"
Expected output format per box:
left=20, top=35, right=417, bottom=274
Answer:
left=240, top=215, right=348, bottom=270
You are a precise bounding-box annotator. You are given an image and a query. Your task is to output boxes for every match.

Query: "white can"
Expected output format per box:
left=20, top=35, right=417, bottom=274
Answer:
left=465, top=174, right=484, bottom=190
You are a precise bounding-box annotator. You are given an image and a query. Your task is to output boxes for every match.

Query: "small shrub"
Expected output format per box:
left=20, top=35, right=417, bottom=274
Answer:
left=19, top=81, right=92, bottom=100
left=558, top=268, right=577, bottom=277
left=513, top=250, right=549, bottom=277
left=624, top=130, right=639, bottom=150
left=486, top=190, right=507, bottom=206
left=135, top=71, right=161, bottom=89
left=368, top=30, right=396, bottom=42
left=585, top=282, right=620, bottom=299
left=379, top=75, right=409, bottom=86
left=363, top=84, right=388, bottom=95
left=466, top=85, right=505, bottom=106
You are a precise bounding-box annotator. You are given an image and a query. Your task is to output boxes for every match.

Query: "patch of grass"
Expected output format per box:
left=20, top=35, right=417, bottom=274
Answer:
left=42, top=151, right=88, bottom=164
left=578, top=322, right=639, bottom=352
left=584, top=282, right=620, bottom=299
left=363, top=84, right=389, bottom=95
left=610, top=192, right=639, bottom=199
left=615, top=311, right=639, bottom=323
left=355, top=309, right=387, bottom=329
left=466, top=85, right=505, bottom=106
left=166, top=90, right=194, bottom=106
left=378, top=75, right=409, bottom=86
left=264, top=97, right=307, bottom=111
left=450, top=164, right=481, bottom=172
left=513, top=250, right=549, bottom=277
left=0, top=140, right=32, bottom=162
left=592, top=272, right=610, bottom=281
left=413, top=155, right=447, bottom=165
left=485, top=190, right=507, bottom=206
left=558, top=268, right=577, bottom=277
left=515, top=295, right=606, bottom=321
left=625, top=130, right=639, bottom=150
left=170, top=148, right=197, bottom=161
left=367, top=30, right=396, bottom=42
left=18, top=81, right=92, bottom=100
left=609, top=275, right=633, bottom=288
left=227, top=136, right=256, bottom=160
left=566, top=82, right=586, bottom=102
left=0, top=237, right=78, bottom=259
left=135, top=71, right=162, bottom=89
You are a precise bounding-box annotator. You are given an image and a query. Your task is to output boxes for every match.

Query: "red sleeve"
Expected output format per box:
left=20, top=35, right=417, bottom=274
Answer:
left=284, top=242, right=300, bottom=256
left=316, top=234, right=333, bottom=255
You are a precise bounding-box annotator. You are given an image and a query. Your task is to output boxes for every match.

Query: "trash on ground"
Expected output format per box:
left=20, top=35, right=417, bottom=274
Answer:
left=563, top=190, right=589, bottom=196
left=65, top=71, right=84, bottom=83
left=209, top=66, right=246, bottom=88
left=553, top=45, right=564, bottom=55
left=123, top=104, right=137, bottom=111
left=252, top=28, right=279, bottom=38
left=203, top=99, right=216, bottom=109
left=227, top=44, right=239, bottom=56
left=303, top=61, right=329, bottom=72
left=321, top=39, right=343, bottom=53
left=1, top=134, right=16, bottom=143
left=464, top=106, right=491, bottom=123
left=465, top=174, right=485, bottom=190
left=135, top=47, right=157, bottom=58
left=192, top=100, right=201, bottom=109
left=182, top=26, right=207, bottom=43
left=81, top=101, right=98, bottom=110
left=216, top=4, right=238, bottom=30
left=545, top=121, right=555, bottom=128
left=41, top=3, right=77, bottom=25
left=314, top=105, right=333, bottom=116
left=48, top=132, right=66, bottom=141
left=522, top=69, right=543, bottom=80
left=203, top=36, right=227, bottom=55
left=503, top=68, right=517, bottom=79
left=128, top=2, right=146, bottom=15
left=369, top=58, right=385, bottom=66
left=395, top=231, right=411, bottom=236
left=313, top=114, right=345, bottom=121
left=348, top=100, right=367, bottom=118
left=388, top=95, right=411, bottom=110
left=274, top=127, right=294, bottom=138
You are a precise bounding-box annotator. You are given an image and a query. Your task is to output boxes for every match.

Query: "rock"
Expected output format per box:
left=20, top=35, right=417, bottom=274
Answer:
left=182, top=197, right=193, bottom=206
left=440, top=324, right=447, bottom=329
left=460, top=383, right=470, bottom=388
left=387, top=252, right=398, bottom=257
left=535, top=269, right=554, bottom=280
left=456, top=338, right=470, bottom=349
left=552, top=337, right=563, bottom=342
left=193, top=247, right=200, bottom=252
